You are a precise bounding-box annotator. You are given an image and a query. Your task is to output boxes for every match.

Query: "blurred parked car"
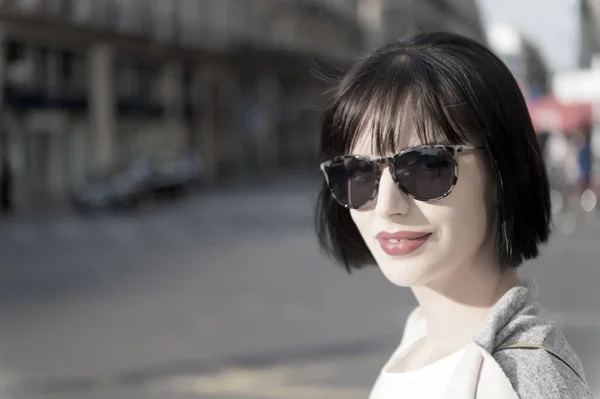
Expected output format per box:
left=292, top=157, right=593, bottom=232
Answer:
left=69, top=154, right=205, bottom=215
left=152, top=153, right=205, bottom=200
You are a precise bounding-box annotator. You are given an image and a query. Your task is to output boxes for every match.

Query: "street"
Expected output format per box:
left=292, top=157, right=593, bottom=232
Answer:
left=1, top=178, right=600, bottom=399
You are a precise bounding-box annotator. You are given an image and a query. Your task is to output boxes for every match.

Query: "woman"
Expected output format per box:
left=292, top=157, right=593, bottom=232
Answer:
left=315, top=32, right=594, bottom=398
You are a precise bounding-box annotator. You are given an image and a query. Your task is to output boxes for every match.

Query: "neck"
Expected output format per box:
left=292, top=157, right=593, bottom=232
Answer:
left=411, top=252, right=519, bottom=356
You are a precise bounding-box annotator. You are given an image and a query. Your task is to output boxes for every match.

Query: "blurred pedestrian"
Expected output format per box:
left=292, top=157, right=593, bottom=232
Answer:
left=577, top=124, right=593, bottom=194
left=315, top=32, right=593, bottom=398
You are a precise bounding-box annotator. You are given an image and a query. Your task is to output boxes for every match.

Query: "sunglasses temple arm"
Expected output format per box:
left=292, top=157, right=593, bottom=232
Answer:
left=320, top=164, right=331, bottom=185
left=461, top=146, right=485, bottom=152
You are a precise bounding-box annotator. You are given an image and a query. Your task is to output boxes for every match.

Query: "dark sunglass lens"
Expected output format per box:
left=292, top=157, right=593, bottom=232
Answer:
left=394, top=148, right=456, bottom=199
left=327, top=158, right=377, bottom=207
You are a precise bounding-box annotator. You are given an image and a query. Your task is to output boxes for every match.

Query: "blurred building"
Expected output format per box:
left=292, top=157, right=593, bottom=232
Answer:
left=486, top=24, right=550, bottom=100
left=359, top=0, right=484, bottom=49
left=0, top=0, right=484, bottom=210
left=580, top=0, right=600, bottom=68
left=0, top=0, right=366, bottom=208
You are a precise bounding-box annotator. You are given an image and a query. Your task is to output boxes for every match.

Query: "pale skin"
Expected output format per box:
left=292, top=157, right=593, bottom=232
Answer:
left=349, top=127, right=519, bottom=372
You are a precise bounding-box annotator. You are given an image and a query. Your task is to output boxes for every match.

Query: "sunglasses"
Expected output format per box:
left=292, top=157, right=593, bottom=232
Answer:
left=320, top=145, right=484, bottom=209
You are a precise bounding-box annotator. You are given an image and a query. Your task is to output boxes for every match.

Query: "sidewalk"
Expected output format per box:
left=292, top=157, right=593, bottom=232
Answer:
left=5, top=171, right=600, bottom=241
left=0, top=174, right=319, bottom=249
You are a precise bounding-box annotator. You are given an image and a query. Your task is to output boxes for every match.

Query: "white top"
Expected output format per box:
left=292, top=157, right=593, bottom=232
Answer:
left=369, top=309, right=468, bottom=399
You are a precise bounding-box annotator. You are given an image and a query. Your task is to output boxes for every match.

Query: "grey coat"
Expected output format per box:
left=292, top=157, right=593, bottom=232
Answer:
left=472, top=278, right=594, bottom=398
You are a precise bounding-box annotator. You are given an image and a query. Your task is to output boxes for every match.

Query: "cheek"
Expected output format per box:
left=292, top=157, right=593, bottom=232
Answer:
left=440, top=197, right=488, bottom=249
left=349, top=208, right=370, bottom=237
left=349, top=208, right=382, bottom=255
left=434, top=162, right=491, bottom=253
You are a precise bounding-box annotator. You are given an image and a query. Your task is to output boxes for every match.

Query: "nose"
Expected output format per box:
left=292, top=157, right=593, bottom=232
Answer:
left=374, top=167, right=411, bottom=219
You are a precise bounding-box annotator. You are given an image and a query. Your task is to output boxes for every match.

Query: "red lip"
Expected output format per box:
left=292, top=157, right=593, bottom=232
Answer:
left=376, top=231, right=431, bottom=256
left=376, top=231, right=431, bottom=240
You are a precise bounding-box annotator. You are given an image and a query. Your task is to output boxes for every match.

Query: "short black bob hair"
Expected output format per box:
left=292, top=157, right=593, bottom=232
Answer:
left=315, top=31, right=551, bottom=271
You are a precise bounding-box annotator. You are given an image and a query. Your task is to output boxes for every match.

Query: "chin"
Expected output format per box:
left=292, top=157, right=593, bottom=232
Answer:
left=376, top=259, right=436, bottom=288
left=368, top=242, right=439, bottom=287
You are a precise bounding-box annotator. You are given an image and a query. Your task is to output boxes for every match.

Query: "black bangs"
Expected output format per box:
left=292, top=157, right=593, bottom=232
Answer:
left=320, top=48, right=479, bottom=160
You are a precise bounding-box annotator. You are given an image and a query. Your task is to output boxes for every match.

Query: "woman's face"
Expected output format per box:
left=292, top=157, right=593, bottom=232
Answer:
left=349, top=131, right=496, bottom=288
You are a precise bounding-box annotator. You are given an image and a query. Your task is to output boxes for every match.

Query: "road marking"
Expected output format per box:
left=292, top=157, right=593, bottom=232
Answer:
left=0, top=368, right=21, bottom=392
left=156, top=363, right=369, bottom=399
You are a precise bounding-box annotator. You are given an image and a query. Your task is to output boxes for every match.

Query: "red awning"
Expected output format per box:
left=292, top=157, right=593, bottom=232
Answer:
left=528, top=95, right=593, bottom=134
left=528, top=95, right=592, bottom=134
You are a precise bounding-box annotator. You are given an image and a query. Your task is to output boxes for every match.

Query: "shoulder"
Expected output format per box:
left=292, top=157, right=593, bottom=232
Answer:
left=472, top=279, right=593, bottom=397
left=493, top=346, right=594, bottom=399
left=491, top=311, right=593, bottom=398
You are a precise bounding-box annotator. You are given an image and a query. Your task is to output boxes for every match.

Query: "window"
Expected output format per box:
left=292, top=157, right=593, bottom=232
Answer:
left=178, top=0, right=202, bottom=46
left=71, top=0, right=94, bottom=23
left=149, top=0, right=176, bottom=42
left=62, top=51, right=87, bottom=92
left=44, top=0, right=72, bottom=16
left=6, top=0, right=43, bottom=11
left=114, top=0, right=149, bottom=35
left=6, top=43, right=43, bottom=88
left=116, top=57, right=160, bottom=103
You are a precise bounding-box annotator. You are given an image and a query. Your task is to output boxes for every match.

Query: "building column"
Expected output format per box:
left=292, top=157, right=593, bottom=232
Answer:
left=218, top=69, right=245, bottom=178
left=0, top=30, right=10, bottom=202
left=88, top=43, right=116, bottom=172
left=160, top=61, right=186, bottom=157
left=46, top=49, right=63, bottom=95
left=192, top=65, right=218, bottom=184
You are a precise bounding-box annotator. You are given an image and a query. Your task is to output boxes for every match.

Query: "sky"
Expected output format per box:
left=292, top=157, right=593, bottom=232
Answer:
left=476, top=0, right=581, bottom=71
